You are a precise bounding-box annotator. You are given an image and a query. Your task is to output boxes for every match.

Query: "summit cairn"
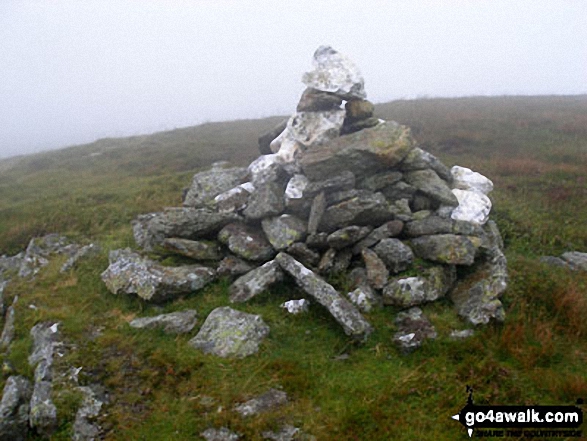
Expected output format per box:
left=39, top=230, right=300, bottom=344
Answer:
left=103, top=46, right=508, bottom=354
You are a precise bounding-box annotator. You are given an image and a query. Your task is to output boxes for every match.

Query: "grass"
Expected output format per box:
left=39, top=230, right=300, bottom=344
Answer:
left=1, top=95, right=586, bottom=440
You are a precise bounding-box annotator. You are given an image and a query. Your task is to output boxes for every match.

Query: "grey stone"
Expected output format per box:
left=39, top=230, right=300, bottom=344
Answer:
left=539, top=256, right=569, bottom=268
left=72, top=386, right=105, bottom=441
left=383, top=266, right=456, bottom=308
left=218, top=223, right=275, bottom=262
left=0, top=305, right=16, bottom=351
left=286, top=243, right=320, bottom=268
left=306, top=233, right=329, bottom=251
left=283, top=110, right=346, bottom=149
left=411, top=193, right=434, bottom=212
left=0, top=376, right=32, bottom=441
left=129, top=310, right=198, bottom=334
left=388, top=198, right=413, bottom=222
left=381, top=181, right=416, bottom=202
left=307, top=192, right=326, bottom=235
left=404, top=216, right=453, bottom=237
left=229, top=260, right=284, bottom=303
left=243, top=182, right=285, bottom=220
left=317, top=248, right=337, bottom=275
left=163, top=238, right=223, bottom=261
left=352, top=220, right=404, bottom=254
left=400, top=147, right=453, bottom=182
left=18, top=234, right=72, bottom=278
left=300, top=121, right=415, bottom=181
left=361, top=249, right=389, bottom=290
left=450, top=329, right=475, bottom=340
left=101, top=249, right=215, bottom=303
left=213, top=183, right=255, bottom=214
left=189, top=307, right=270, bottom=358
left=201, top=427, right=240, bottom=441
left=183, top=164, right=248, bottom=208
left=347, top=284, right=380, bottom=312
left=357, top=171, right=403, bottom=192
left=319, top=191, right=394, bottom=232
left=247, top=154, right=288, bottom=186
left=393, top=307, right=437, bottom=352
left=450, top=189, right=492, bottom=225
left=234, top=388, right=288, bottom=417
left=217, top=255, right=255, bottom=278
left=404, top=169, right=458, bottom=206
left=276, top=252, right=373, bottom=339
left=344, top=99, right=374, bottom=122
left=561, top=251, right=587, bottom=271
left=29, top=322, right=60, bottom=380
left=29, top=380, right=57, bottom=438
left=262, top=425, right=300, bottom=441
left=281, top=299, right=310, bottom=314
left=410, top=234, right=477, bottom=265
left=259, top=119, right=288, bottom=155
left=297, top=88, right=343, bottom=112
left=373, top=239, right=414, bottom=273
left=412, top=210, right=432, bottom=221
left=332, top=248, right=353, bottom=273
left=60, top=243, right=100, bottom=273
left=305, top=171, right=356, bottom=196
left=327, top=226, right=372, bottom=249
left=341, top=116, right=381, bottom=135
left=262, top=215, right=307, bottom=251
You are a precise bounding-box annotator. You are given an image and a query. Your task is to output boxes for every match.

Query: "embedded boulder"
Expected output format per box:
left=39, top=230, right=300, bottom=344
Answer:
left=129, top=310, right=198, bottom=334
left=0, top=376, right=32, bottom=441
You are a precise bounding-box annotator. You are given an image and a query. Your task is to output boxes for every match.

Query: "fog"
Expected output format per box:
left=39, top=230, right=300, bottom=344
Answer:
left=1, top=0, right=586, bottom=159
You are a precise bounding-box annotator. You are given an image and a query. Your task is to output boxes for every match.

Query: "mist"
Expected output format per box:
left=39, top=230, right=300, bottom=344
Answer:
left=1, top=0, right=586, bottom=159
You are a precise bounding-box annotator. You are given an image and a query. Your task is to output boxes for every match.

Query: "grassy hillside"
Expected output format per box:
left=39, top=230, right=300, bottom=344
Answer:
left=1, top=96, right=586, bottom=440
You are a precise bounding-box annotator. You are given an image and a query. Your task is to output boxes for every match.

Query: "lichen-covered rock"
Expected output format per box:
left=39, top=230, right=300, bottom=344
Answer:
left=410, top=234, right=477, bottom=265
left=29, top=380, right=57, bottom=438
left=383, top=266, right=456, bottom=308
left=213, top=182, right=255, bottom=214
left=451, top=166, right=493, bottom=194
left=283, top=110, right=346, bottom=148
left=248, top=154, right=288, bottom=186
left=218, top=223, right=275, bottom=262
left=327, top=226, right=372, bottom=249
left=347, top=284, right=380, bottom=312
left=400, top=148, right=452, bottom=182
left=307, top=192, right=326, bottom=235
left=217, top=255, right=255, bottom=278
left=344, top=99, right=374, bottom=122
left=189, top=307, right=270, bottom=358
left=275, top=252, right=373, bottom=339
left=404, top=169, right=458, bottom=206
left=404, top=216, right=453, bottom=237
left=60, top=243, right=100, bottom=273
left=357, top=171, right=402, bottom=192
left=101, top=249, right=215, bottom=302
left=29, top=322, right=60, bottom=381
left=262, top=215, right=307, bottom=251
left=302, top=45, right=366, bottom=100
left=352, top=220, right=404, bottom=254
left=0, top=376, right=32, bottom=441
left=381, top=180, right=416, bottom=202
left=0, top=304, right=16, bottom=350
left=18, top=234, right=74, bottom=278
left=297, top=88, right=343, bottom=112
left=450, top=189, right=492, bottom=225
left=163, top=238, right=223, bottom=261
left=393, top=307, right=437, bottom=352
left=361, top=248, right=389, bottom=290
left=561, top=251, right=587, bottom=271
left=183, top=164, right=248, bottom=208
left=373, top=238, right=414, bottom=273
left=300, top=121, right=415, bottom=181
left=72, top=385, right=105, bottom=441
left=262, top=425, right=301, bottom=441
left=305, top=171, right=356, bottom=196
left=230, top=260, right=284, bottom=303
left=201, top=427, right=240, bottom=441
left=319, top=191, right=394, bottom=232
left=234, top=388, right=288, bottom=417
left=286, top=243, right=320, bottom=268
left=243, top=182, right=285, bottom=220
left=129, top=310, right=198, bottom=334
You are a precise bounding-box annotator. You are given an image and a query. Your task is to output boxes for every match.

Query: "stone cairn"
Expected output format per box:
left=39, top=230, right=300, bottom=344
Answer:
left=102, top=46, right=508, bottom=354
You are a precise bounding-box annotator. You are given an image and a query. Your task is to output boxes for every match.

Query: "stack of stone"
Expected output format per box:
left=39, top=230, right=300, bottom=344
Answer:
left=102, top=46, right=508, bottom=350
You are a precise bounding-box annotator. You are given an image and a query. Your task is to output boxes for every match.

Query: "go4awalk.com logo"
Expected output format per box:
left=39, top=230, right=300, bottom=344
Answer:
left=451, top=387, right=584, bottom=438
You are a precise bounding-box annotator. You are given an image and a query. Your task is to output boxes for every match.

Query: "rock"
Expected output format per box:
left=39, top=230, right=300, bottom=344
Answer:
left=284, top=174, right=309, bottom=204
left=451, top=166, right=493, bottom=194
left=262, top=215, right=307, bottom=251
left=410, top=234, right=477, bottom=265
left=217, top=255, right=255, bottom=278
left=0, top=304, right=16, bottom=351
left=132, top=208, right=239, bottom=251
left=0, top=281, right=6, bottom=316
left=218, top=223, right=275, bottom=262
left=304, top=171, right=356, bottom=196
left=29, top=322, right=60, bottom=380
left=60, top=243, right=100, bottom=273
left=286, top=243, right=320, bottom=268
left=101, top=249, right=215, bottom=302
left=18, top=234, right=73, bottom=278
left=129, top=310, right=198, bottom=334
left=29, top=380, right=57, bottom=438
left=275, top=252, right=373, bottom=339
left=327, top=226, right=372, bottom=249
left=400, top=148, right=452, bottom=182
left=539, top=256, right=569, bottom=268
left=361, top=249, right=389, bottom=290
left=259, top=119, right=288, bottom=155
left=317, top=248, right=337, bottom=275
left=404, top=216, right=453, bottom=237
left=383, top=266, right=456, bottom=308
left=307, top=192, right=326, bottom=235
left=561, top=251, right=587, bottom=271
left=0, top=376, right=32, bottom=441
left=163, top=238, right=223, bottom=261
left=281, top=299, right=310, bottom=314
left=262, top=425, right=300, bottom=441
left=306, top=232, right=329, bottom=251
left=410, top=193, right=434, bottom=212
left=72, top=385, right=105, bottom=441
left=389, top=199, right=413, bottom=222
left=319, top=191, right=394, bottom=232
left=300, top=121, right=415, bottom=181
left=201, top=427, right=240, bottom=441
left=213, top=183, right=255, bottom=214
left=450, top=329, right=475, bottom=340
left=373, top=239, right=414, bottom=273
left=404, top=169, right=458, bottom=206
left=347, top=284, right=380, bottom=312
left=332, top=248, right=353, bottom=273
left=247, top=154, right=288, bottom=186
left=243, top=182, right=285, bottom=220
left=381, top=181, right=416, bottom=202
left=450, top=189, right=492, bottom=225
left=234, top=388, right=288, bottom=417
left=183, top=164, right=248, bottom=208
left=283, top=110, right=346, bottom=148
left=352, top=220, right=404, bottom=254
left=302, top=45, right=366, bottom=100
left=341, top=116, right=381, bottom=135
left=344, top=99, right=374, bottom=122
left=297, top=88, right=342, bottom=112
left=189, top=307, right=270, bottom=358
left=393, top=307, right=437, bottom=352
left=357, top=171, right=403, bottom=192
left=229, top=260, right=284, bottom=303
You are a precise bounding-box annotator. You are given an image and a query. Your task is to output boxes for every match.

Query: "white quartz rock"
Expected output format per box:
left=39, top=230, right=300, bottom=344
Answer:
left=302, top=45, right=366, bottom=99
left=247, top=154, right=284, bottom=185
left=451, top=166, right=494, bottom=195
left=286, top=110, right=345, bottom=148
left=450, top=189, right=492, bottom=225
left=285, top=174, right=309, bottom=200
left=281, top=299, right=310, bottom=314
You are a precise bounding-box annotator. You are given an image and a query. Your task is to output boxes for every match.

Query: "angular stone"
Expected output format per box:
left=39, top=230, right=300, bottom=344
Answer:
left=243, top=182, right=285, bottom=220
left=307, top=192, right=326, bottom=235
left=259, top=119, right=288, bottom=155
left=411, top=193, right=434, bottom=212
left=218, top=223, right=275, bottom=262
left=450, top=189, right=492, bottom=225
left=411, top=234, right=477, bottom=265
left=183, top=164, right=248, bottom=208
left=275, top=252, right=373, bottom=339
left=332, top=248, right=353, bottom=274
left=29, top=380, right=57, bottom=438
left=284, top=174, right=309, bottom=203
left=306, top=232, right=329, bottom=251
left=539, top=256, right=569, bottom=269
left=450, top=329, right=475, bottom=340
left=327, top=226, right=372, bottom=250
left=297, top=88, right=342, bottom=112
left=302, top=45, right=366, bottom=100
left=347, top=285, right=380, bottom=312
left=213, top=182, right=255, bottom=214
left=201, top=427, right=240, bottom=441
left=189, top=307, right=270, bottom=358
left=404, top=216, right=453, bottom=237
left=560, top=251, right=587, bottom=271
left=381, top=180, right=416, bottom=202
left=60, top=243, right=100, bottom=273
left=217, top=256, right=254, bottom=279
left=29, top=322, right=60, bottom=381
left=163, top=238, right=223, bottom=261
left=281, top=299, right=310, bottom=314
left=389, top=198, right=413, bottom=222
left=393, top=307, right=437, bottom=352
left=317, top=248, right=337, bottom=275
left=262, top=215, right=307, bottom=251
left=400, top=147, right=452, bottom=182
left=352, top=220, right=404, bottom=254
left=305, top=171, right=356, bottom=196
left=72, top=386, right=104, bottom=441
left=451, top=166, right=493, bottom=194
left=101, top=249, right=215, bottom=302
left=0, top=305, right=16, bottom=350
left=286, top=243, right=320, bottom=268
left=373, top=239, right=414, bottom=273
left=300, top=122, right=415, bottom=181
left=404, top=169, right=458, bottom=206
left=344, top=99, right=374, bottom=122
left=383, top=266, right=456, bottom=308
left=319, top=191, right=394, bottom=232
left=234, top=389, right=288, bottom=417
left=284, top=110, right=346, bottom=149
left=357, top=171, right=403, bottom=192
left=229, top=261, right=284, bottom=303
left=262, top=425, right=301, bottom=441
left=341, top=116, right=381, bottom=135
left=129, top=310, right=198, bottom=334
left=0, top=376, right=32, bottom=441
left=361, top=249, right=389, bottom=290
left=18, top=234, right=72, bottom=278
left=132, top=208, right=239, bottom=251
left=248, top=154, right=288, bottom=186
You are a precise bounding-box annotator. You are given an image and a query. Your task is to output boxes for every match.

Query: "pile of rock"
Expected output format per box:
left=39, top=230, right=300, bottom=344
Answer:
left=102, top=46, right=508, bottom=352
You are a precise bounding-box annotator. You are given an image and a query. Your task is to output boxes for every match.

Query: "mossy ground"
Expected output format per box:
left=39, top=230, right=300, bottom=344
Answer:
left=1, top=96, right=586, bottom=439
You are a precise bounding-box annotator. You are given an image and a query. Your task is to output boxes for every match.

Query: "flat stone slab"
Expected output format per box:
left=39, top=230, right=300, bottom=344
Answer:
left=183, top=164, right=248, bottom=208
left=129, top=310, right=198, bottom=334
left=218, top=223, right=275, bottom=262
left=404, top=169, right=458, bottom=206
left=230, top=260, right=284, bottom=303
left=234, top=388, right=288, bottom=417
left=162, top=238, right=222, bottom=261
left=410, top=234, right=477, bottom=265
left=189, top=307, right=270, bottom=358
left=262, top=215, right=307, bottom=251
left=201, top=427, right=240, bottom=441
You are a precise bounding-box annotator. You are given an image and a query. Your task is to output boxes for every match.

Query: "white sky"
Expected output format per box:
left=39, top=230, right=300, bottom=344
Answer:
left=1, top=0, right=586, bottom=158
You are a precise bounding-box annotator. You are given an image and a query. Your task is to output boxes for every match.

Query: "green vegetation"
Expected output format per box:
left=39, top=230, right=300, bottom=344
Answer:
left=1, top=96, right=586, bottom=439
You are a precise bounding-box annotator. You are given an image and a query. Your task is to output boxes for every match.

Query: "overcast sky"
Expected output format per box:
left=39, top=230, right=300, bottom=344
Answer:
left=1, top=1, right=586, bottom=159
